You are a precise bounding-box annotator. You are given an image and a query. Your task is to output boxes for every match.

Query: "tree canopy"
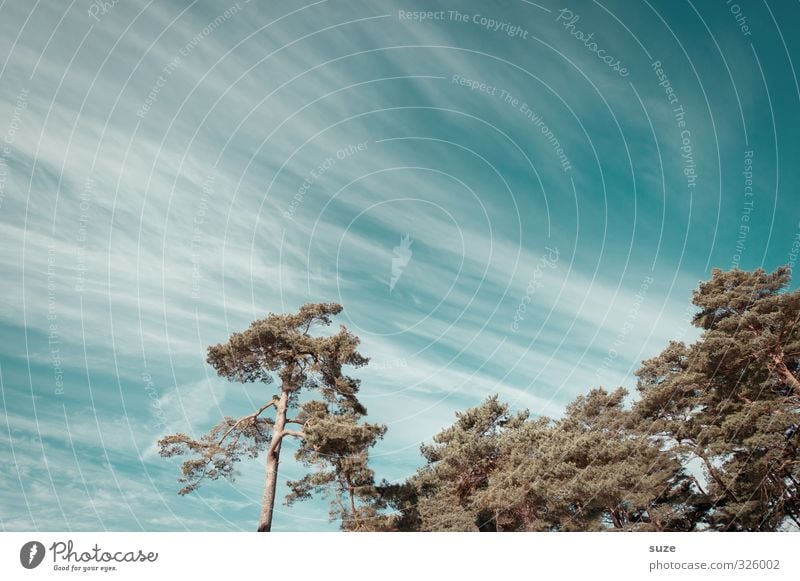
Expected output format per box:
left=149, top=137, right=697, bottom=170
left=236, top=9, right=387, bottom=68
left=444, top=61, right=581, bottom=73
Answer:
left=158, top=268, right=799, bottom=531
left=159, top=302, right=386, bottom=531
left=634, top=266, right=800, bottom=530
left=379, top=267, right=799, bottom=531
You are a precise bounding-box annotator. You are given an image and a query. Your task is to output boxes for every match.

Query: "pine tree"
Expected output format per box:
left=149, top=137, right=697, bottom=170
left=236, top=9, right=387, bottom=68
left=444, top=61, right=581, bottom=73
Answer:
left=390, top=266, right=799, bottom=532
left=158, top=303, right=386, bottom=532
left=634, top=267, right=800, bottom=530
left=537, top=388, right=694, bottom=531
left=464, top=390, right=689, bottom=531
left=412, top=396, right=529, bottom=531
left=399, top=391, right=689, bottom=531
left=285, top=401, right=388, bottom=531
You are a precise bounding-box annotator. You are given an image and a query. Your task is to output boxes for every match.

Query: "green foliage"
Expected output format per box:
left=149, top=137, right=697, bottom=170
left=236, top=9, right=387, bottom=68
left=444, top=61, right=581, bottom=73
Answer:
left=634, top=267, right=800, bottom=530
left=158, top=302, right=386, bottom=531
left=286, top=402, right=389, bottom=531
left=400, top=390, right=689, bottom=531
left=205, top=302, right=369, bottom=413
left=388, top=267, right=800, bottom=532
left=158, top=401, right=276, bottom=495
left=157, top=267, right=800, bottom=532
left=413, top=395, right=528, bottom=531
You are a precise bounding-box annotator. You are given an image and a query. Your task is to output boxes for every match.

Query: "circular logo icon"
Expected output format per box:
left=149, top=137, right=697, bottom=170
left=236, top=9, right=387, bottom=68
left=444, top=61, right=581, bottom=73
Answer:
left=20, top=541, right=45, bottom=569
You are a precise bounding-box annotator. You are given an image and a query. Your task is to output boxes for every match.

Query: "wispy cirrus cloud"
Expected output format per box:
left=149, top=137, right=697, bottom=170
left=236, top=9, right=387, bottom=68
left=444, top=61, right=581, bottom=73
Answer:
left=1, top=0, right=797, bottom=531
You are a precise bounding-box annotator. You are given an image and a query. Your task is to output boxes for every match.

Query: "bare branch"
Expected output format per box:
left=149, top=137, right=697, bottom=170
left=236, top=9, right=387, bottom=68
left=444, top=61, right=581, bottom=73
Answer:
left=282, top=429, right=305, bottom=439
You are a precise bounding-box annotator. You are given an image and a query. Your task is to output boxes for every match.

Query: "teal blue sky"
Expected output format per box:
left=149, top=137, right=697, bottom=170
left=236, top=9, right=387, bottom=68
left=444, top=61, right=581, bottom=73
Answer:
left=1, top=0, right=799, bottom=531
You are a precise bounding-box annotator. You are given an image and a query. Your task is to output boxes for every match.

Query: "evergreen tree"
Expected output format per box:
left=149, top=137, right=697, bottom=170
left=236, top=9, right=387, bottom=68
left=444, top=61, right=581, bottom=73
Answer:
left=406, top=391, right=691, bottom=531
left=634, top=267, right=800, bottom=530
left=285, top=401, right=388, bottom=531
left=158, top=303, right=386, bottom=532
left=395, top=266, right=799, bottom=531
left=373, top=479, right=421, bottom=532
left=412, top=396, right=528, bottom=531
left=531, top=388, right=694, bottom=531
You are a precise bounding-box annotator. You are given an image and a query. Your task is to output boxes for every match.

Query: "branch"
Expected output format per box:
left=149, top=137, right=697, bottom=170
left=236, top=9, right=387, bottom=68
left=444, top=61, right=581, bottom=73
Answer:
left=690, top=475, right=707, bottom=496
left=771, top=353, right=800, bottom=396
left=216, top=399, right=277, bottom=447
left=281, top=429, right=305, bottom=439
left=698, top=452, right=738, bottom=504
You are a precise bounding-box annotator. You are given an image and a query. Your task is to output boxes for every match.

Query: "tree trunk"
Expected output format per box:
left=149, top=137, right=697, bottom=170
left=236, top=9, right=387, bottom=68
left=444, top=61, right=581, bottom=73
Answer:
left=348, top=485, right=360, bottom=531
left=609, top=508, right=622, bottom=529
left=258, top=389, right=288, bottom=532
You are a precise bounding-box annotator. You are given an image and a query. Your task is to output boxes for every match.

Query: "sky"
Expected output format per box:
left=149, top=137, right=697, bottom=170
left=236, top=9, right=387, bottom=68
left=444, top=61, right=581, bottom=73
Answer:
left=1, top=0, right=799, bottom=531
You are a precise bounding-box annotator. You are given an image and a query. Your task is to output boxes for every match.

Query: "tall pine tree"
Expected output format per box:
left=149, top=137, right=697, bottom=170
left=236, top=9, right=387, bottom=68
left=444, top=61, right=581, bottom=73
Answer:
left=635, top=267, right=800, bottom=530
left=158, top=303, right=386, bottom=532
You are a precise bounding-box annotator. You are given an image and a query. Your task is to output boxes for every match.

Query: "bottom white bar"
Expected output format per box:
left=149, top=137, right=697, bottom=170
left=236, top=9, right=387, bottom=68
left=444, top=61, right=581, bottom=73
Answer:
left=1, top=532, right=797, bottom=579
